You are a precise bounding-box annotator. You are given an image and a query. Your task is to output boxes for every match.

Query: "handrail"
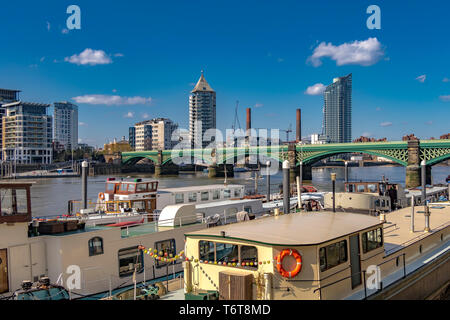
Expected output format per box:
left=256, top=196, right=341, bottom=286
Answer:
left=313, top=253, right=406, bottom=299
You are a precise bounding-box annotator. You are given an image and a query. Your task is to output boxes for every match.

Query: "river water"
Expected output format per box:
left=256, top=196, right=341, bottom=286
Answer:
left=21, top=165, right=449, bottom=217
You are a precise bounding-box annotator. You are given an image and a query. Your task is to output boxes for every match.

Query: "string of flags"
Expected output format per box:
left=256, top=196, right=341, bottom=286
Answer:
left=138, top=245, right=273, bottom=268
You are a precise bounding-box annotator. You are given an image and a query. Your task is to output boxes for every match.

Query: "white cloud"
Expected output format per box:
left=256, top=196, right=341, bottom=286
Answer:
left=380, top=122, right=393, bottom=127
left=114, top=53, right=124, bottom=57
left=376, top=107, right=382, bottom=111
left=277, top=58, right=284, bottom=63
left=308, top=37, right=384, bottom=67
left=61, top=28, right=69, bottom=34
left=305, top=83, right=326, bottom=95
left=425, top=120, right=433, bottom=125
left=443, top=77, right=450, bottom=83
left=142, top=113, right=150, bottom=119
left=124, top=112, right=134, bottom=118
left=112, top=89, right=117, bottom=93
left=79, top=122, right=87, bottom=126
left=65, top=49, right=113, bottom=66
left=415, top=75, right=426, bottom=83
left=254, top=103, right=263, bottom=108
left=439, top=95, right=450, bottom=102
left=362, top=132, right=372, bottom=138
left=40, top=56, right=45, bottom=63
left=46, top=21, right=51, bottom=31
left=72, top=94, right=152, bottom=106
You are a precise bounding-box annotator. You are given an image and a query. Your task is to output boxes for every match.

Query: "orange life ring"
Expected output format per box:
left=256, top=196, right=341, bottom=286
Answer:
left=276, top=249, right=302, bottom=278
left=99, top=192, right=105, bottom=200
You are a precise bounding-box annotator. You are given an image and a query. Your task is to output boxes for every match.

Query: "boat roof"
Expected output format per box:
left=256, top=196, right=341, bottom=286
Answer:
left=158, top=184, right=243, bottom=194
left=185, top=211, right=382, bottom=246
left=195, top=198, right=261, bottom=209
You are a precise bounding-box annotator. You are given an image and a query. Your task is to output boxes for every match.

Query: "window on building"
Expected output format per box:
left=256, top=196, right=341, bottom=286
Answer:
left=118, top=246, right=144, bottom=277
left=188, top=192, right=197, bottom=203
left=201, top=191, right=209, bottom=201
left=362, top=228, right=383, bottom=253
left=175, top=193, right=184, bottom=204
left=216, top=242, right=239, bottom=264
left=240, top=245, right=258, bottom=268
left=367, top=184, right=377, bottom=193
left=319, top=240, right=348, bottom=272
left=234, top=189, right=241, bottom=198
left=136, top=184, right=147, bottom=192
left=357, top=185, right=366, bottom=193
left=155, top=239, right=176, bottom=268
left=88, top=237, right=104, bottom=256
left=224, top=189, right=231, bottom=199
left=212, top=190, right=220, bottom=200
left=199, top=240, right=215, bottom=262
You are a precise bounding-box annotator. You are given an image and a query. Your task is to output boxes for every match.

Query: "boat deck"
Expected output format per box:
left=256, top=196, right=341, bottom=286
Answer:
left=382, top=203, right=450, bottom=255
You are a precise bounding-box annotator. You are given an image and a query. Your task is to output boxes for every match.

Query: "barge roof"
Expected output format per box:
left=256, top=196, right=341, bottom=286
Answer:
left=185, top=212, right=382, bottom=246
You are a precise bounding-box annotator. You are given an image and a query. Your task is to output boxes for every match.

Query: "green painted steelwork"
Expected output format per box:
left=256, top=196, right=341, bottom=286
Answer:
left=122, top=140, right=450, bottom=167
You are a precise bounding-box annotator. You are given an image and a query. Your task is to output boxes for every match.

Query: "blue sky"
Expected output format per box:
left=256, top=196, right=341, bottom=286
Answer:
left=1, top=0, right=449, bottom=147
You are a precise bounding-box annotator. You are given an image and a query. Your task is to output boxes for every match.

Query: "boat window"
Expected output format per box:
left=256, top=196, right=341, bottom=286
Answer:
left=118, top=246, right=144, bottom=277
left=234, top=189, right=241, bottom=198
left=107, top=202, right=116, bottom=212
left=188, top=192, right=197, bottom=203
left=212, top=190, right=220, bottom=200
left=244, top=206, right=252, bottom=214
left=379, top=184, right=386, bottom=195
left=136, top=184, right=147, bottom=192
left=240, top=245, right=258, bottom=268
left=0, top=188, right=28, bottom=216
left=319, top=240, right=348, bottom=272
left=128, top=184, right=136, bottom=192
left=347, top=184, right=355, bottom=192
left=120, top=184, right=128, bottom=192
left=357, top=185, right=366, bottom=193
left=175, top=193, right=184, bottom=204
left=199, top=240, right=215, bottom=262
left=375, top=199, right=380, bottom=207
left=155, top=239, right=176, bottom=268
left=216, top=242, right=239, bottom=264
left=381, top=200, right=385, bottom=208
left=88, top=237, right=104, bottom=256
left=132, top=201, right=146, bottom=211
left=367, top=184, right=377, bottom=193
left=362, top=228, right=383, bottom=253
left=106, top=183, right=115, bottom=192
left=224, top=189, right=231, bottom=199
left=201, top=191, right=209, bottom=201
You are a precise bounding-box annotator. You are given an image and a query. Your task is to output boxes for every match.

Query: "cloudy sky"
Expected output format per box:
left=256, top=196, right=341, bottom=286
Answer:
left=1, top=0, right=449, bottom=146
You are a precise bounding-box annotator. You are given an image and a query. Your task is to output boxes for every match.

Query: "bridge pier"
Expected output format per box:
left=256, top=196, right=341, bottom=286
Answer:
left=405, top=140, right=433, bottom=188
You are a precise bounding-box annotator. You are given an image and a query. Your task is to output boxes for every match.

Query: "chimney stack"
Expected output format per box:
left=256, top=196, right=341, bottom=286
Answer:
left=246, top=108, right=251, bottom=131
left=296, top=108, right=301, bottom=142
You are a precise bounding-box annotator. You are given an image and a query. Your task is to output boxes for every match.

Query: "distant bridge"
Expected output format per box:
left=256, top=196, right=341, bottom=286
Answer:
left=122, top=140, right=450, bottom=188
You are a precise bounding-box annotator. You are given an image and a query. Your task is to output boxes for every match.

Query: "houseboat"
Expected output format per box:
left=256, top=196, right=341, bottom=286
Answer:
left=182, top=202, right=450, bottom=300
left=0, top=182, right=267, bottom=300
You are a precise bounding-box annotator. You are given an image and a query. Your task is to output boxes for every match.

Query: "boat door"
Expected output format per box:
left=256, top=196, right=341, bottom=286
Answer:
left=349, top=234, right=362, bottom=289
left=0, top=249, right=8, bottom=294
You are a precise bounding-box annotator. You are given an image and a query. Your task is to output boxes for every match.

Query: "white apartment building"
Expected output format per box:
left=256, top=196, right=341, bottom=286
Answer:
left=2, top=101, right=53, bottom=164
left=53, top=101, right=78, bottom=151
left=134, top=118, right=178, bottom=151
left=189, top=71, right=216, bottom=148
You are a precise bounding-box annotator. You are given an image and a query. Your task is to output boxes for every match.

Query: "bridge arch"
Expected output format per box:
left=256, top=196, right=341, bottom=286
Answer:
left=299, top=150, right=407, bottom=166
left=426, top=153, right=450, bottom=166
left=122, top=155, right=158, bottom=165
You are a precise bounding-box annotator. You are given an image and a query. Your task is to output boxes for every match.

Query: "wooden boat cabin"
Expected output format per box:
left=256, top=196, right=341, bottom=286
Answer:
left=183, top=207, right=450, bottom=300
left=96, top=178, right=158, bottom=216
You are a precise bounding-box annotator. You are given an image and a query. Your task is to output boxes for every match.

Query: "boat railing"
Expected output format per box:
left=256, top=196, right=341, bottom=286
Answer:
left=384, top=220, right=450, bottom=255
left=312, top=253, right=406, bottom=300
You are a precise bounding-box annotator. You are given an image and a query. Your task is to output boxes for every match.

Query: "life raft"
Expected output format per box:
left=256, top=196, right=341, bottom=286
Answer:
left=276, top=249, right=302, bottom=278
left=99, top=192, right=105, bottom=200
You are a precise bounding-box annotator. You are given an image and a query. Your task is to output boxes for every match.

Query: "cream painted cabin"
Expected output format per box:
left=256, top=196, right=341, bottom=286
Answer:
left=183, top=207, right=450, bottom=300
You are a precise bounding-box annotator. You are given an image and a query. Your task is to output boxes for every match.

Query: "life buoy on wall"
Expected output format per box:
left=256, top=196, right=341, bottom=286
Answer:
left=276, top=249, right=302, bottom=278
left=99, top=192, right=105, bottom=200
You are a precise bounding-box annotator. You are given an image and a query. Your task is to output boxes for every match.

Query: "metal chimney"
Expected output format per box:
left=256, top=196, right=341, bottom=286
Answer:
left=246, top=108, right=251, bottom=131
left=296, top=108, right=301, bottom=142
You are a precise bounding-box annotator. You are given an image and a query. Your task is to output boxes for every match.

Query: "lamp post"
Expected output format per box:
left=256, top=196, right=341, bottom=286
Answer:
left=283, top=160, right=290, bottom=214
left=344, top=161, right=349, bottom=183
left=331, top=173, right=337, bottom=213
left=298, top=161, right=303, bottom=210
left=421, top=160, right=430, bottom=232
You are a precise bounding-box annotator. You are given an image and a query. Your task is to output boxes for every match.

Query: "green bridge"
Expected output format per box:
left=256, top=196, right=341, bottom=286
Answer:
left=121, top=139, right=450, bottom=188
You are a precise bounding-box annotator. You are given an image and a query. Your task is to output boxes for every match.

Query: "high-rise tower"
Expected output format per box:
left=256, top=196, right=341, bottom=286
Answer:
left=323, top=74, right=352, bottom=143
left=189, top=71, right=216, bottom=148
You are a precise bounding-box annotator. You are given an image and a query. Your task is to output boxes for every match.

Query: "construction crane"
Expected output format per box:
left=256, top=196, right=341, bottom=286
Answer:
left=231, top=100, right=242, bottom=132
left=281, top=123, right=293, bottom=143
